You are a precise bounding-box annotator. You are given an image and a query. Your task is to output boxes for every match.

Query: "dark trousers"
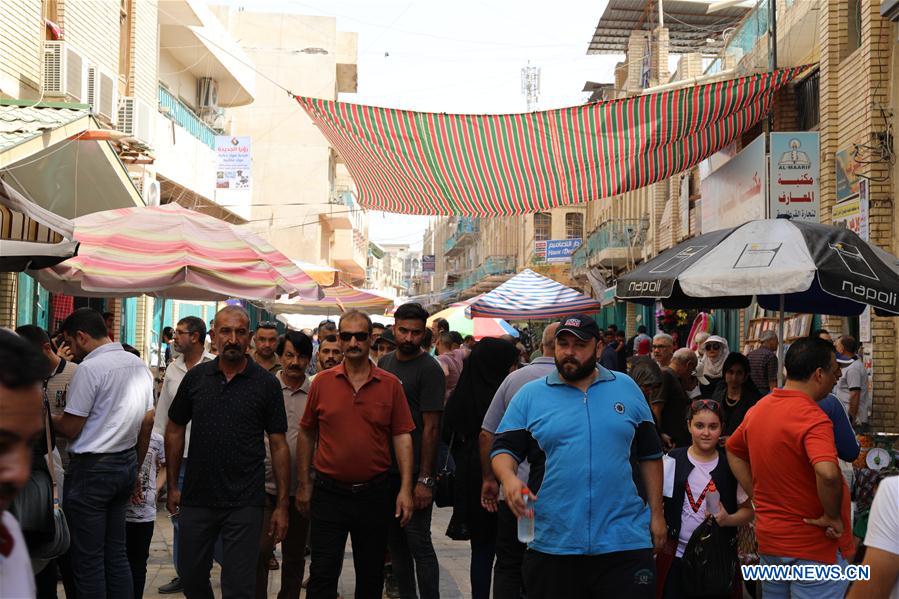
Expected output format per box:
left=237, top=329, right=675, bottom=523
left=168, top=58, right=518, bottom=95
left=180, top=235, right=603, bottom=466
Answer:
left=307, top=478, right=393, bottom=599
left=126, top=520, right=155, bottom=599
left=178, top=505, right=264, bottom=599
left=493, top=501, right=526, bottom=599
left=470, top=537, right=496, bottom=599
left=522, top=548, right=656, bottom=599
left=255, top=495, right=310, bottom=599
left=63, top=450, right=137, bottom=599
left=388, top=478, right=440, bottom=599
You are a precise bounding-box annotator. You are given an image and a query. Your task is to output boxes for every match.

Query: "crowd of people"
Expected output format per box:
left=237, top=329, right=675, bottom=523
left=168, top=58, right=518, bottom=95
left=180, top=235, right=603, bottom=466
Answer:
left=0, top=304, right=897, bottom=599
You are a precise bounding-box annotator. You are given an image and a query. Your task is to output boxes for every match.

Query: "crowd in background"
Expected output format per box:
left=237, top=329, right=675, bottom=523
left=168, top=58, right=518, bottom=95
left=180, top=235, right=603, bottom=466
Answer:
left=0, top=306, right=897, bottom=599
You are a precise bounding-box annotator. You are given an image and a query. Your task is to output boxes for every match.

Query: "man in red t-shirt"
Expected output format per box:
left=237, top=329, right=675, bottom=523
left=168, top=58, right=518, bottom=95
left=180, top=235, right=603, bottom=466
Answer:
left=727, top=336, right=849, bottom=598
left=297, top=310, right=415, bottom=599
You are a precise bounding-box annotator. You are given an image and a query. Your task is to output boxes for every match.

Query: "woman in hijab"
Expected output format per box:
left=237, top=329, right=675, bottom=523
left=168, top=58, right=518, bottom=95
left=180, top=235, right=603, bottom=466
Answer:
left=442, top=337, right=520, bottom=599
left=697, top=334, right=730, bottom=396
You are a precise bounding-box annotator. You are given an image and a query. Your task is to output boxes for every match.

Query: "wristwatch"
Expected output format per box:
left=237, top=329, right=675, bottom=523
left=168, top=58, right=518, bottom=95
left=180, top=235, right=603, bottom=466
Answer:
left=417, top=476, right=436, bottom=489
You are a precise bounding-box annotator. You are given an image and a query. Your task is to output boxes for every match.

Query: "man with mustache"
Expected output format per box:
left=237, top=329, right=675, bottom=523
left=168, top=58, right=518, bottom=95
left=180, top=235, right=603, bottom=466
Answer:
left=492, top=314, right=665, bottom=598
left=253, top=322, right=282, bottom=374
left=298, top=310, right=415, bottom=599
left=314, top=333, right=343, bottom=376
left=378, top=303, right=446, bottom=599
left=166, top=306, right=290, bottom=599
left=0, top=329, right=49, bottom=597
left=256, top=331, right=314, bottom=598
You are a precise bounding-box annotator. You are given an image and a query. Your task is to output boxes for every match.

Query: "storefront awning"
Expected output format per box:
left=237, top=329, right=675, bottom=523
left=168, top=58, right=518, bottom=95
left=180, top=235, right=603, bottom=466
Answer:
left=295, top=67, right=805, bottom=216
left=0, top=100, right=144, bottom=220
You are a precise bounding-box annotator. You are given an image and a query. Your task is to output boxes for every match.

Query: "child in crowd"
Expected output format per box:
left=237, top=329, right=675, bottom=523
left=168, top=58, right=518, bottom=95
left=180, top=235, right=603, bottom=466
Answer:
left=658, top=399, right=754, bottom=598
left=126, top=431, right=165, bottom=599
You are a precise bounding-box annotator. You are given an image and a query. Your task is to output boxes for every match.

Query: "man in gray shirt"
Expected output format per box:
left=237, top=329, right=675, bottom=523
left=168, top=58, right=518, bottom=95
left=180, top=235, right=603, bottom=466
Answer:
left=480, top=323, right=558, bottom=599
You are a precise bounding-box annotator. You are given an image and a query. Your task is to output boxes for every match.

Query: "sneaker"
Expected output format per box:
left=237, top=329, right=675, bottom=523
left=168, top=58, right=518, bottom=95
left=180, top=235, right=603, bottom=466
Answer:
left=384, top=569, right=400, bottom=599
left=158, top=577, right=183, bottom=594
left=268, top=556, right=280, bottom=570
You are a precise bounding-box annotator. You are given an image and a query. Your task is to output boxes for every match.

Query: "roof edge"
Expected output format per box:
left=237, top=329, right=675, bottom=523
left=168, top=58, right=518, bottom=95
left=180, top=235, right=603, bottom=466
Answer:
left=0, top=98, right=91, bottom=110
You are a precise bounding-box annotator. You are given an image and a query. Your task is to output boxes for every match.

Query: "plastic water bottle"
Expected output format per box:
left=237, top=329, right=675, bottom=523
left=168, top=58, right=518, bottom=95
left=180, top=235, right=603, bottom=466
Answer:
left=517, top=488, right=535, bottom=543
left=706, top=482, right=720, bottom=517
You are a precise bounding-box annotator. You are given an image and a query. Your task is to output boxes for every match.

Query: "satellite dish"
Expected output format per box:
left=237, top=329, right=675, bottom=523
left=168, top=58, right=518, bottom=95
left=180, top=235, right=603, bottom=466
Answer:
left=866, top=448, right=892, bottom=470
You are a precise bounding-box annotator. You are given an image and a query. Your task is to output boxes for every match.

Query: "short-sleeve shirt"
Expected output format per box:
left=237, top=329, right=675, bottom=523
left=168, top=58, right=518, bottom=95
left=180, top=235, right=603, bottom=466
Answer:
left=264, top=372, right=310, bottom=496
left=834, top=359, right=869, bottom=423
left=378, top=351, right=445, bottom=475
left=747, top=346, right=778, bottom=394
left=864, top=476, right=899, bottom=599
left=481, top=357, right=557, bottom=496
left=153, top=352, right=216, bottom=458
left=65, top=343, right=154, bottom=454
left=301, top=362, right=415, bottom=483
left=726, top=389, right=841, bottom=564
left=492, top=367, right=662, bottom=556
left=127, top=432, right=165, bottom=523
left=169, top=357, right=287, bottom=508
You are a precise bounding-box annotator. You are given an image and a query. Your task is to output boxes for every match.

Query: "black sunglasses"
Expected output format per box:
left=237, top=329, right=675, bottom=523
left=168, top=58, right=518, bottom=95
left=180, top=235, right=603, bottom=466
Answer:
left=257, top=321, right=278, bottom=329
left=322, top=334, right=338, bottom=343
left=705, top=343, right=722, bottom=350
left=339, top=331, right=370, bottom=342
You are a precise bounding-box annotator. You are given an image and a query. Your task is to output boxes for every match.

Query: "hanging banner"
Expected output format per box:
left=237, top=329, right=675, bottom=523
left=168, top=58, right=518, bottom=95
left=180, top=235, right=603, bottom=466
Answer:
left=545, top=239, right=583, bottom=263
left=295, top=67, right=806, bottom=215
left=835, top=148, right=862, bottom=202
left=770, top=132, right=820, bottom=222
left=215, top=136, right=252, bottom=190
left=700, top=135, right=766, bottom=233
left=832, top=179, right=868, bottom=240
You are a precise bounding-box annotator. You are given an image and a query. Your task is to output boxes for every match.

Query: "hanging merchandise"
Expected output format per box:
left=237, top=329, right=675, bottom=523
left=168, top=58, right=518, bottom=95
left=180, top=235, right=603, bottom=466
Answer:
left=295, top=67, right=806, bottom=216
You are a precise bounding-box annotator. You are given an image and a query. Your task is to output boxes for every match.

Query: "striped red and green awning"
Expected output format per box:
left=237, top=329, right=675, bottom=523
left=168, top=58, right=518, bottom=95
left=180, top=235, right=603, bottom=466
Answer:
left=295, top=67, right=805, bottom=216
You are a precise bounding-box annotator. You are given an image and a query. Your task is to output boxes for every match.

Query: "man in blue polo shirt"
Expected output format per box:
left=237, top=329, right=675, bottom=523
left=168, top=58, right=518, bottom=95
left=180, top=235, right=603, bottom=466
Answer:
left=491, top=314, right=665, bottom=598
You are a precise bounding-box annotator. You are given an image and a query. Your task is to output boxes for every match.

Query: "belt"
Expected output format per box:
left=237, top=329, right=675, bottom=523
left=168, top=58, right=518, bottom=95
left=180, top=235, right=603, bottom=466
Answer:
left=69, top=448, right=135, bottom=459
left=314, top=471, right=389, bottom=494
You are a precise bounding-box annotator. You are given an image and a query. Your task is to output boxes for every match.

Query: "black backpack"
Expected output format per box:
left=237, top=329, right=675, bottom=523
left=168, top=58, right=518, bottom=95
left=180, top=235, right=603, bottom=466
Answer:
left=681, top=518, right=737, bottom=597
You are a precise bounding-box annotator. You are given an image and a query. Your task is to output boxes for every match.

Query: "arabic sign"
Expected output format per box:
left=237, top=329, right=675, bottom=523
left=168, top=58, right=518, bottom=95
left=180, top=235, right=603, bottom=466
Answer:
left=835, top=147, right=862, bottom=202
left=833, top=178, right=869, bottom=241
left=422, top=255, right=436, bottom=272
left=545, top=239, right=583, bottom=263
left=215, top=136, right=252, bottom=190
left=770, top=132, right=820, bottom=222
left=700, top=135, right=766, bottom=233
left=534, top=240, right=546, bottom=263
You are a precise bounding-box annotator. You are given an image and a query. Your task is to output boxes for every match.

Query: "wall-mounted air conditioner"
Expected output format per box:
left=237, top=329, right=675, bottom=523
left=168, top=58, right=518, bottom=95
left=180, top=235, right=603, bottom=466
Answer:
left=43, top=41, right=88, bottom=102
left=86, top=66, right=118, bottom=125
left=117, top=97, right=154, bottom=147
left=129, top=174, right=161, bottom=206
left=197, top=77, right=218, bottom=113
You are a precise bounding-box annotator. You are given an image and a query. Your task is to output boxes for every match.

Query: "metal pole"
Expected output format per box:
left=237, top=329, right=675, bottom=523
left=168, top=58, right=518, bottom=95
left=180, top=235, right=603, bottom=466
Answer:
left=777, top=293, right=785, bottom=388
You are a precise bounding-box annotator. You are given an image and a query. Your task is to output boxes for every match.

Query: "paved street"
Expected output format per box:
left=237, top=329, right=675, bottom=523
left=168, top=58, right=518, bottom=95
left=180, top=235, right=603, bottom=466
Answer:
left=136, top=504, right=472, bottom=599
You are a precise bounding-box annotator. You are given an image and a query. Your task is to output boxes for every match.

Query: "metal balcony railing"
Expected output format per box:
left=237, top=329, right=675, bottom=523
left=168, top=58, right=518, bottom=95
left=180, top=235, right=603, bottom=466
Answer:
left=571, top=218, right=649, bottom=271
left=705, top=0, right=769, bottom=75
left=443, top=216, right=480, bottom=253
left=158, top=85, right=216, bottom=149
left=447, top=255, right=515, bottom=293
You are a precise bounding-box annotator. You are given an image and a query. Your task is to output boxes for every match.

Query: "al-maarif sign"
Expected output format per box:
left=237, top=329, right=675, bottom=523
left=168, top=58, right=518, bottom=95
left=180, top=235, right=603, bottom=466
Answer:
left=770, top=132, right=820, bottom=222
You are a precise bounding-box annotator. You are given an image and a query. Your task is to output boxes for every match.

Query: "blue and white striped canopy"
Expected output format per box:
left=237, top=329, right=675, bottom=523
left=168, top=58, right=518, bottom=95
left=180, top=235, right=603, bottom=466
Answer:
left=468, top=269, right=602, bottom=320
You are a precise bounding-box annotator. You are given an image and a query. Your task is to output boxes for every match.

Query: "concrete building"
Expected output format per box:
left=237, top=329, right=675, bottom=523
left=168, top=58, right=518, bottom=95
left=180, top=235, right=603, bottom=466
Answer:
left=216, top=7, right=368, bottom=285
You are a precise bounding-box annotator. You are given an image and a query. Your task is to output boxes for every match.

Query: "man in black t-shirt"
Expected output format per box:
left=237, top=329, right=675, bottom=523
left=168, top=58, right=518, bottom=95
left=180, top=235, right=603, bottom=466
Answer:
left=378, top=303, right=446, bottom=599
left=165, top=306, right=289, bottom=599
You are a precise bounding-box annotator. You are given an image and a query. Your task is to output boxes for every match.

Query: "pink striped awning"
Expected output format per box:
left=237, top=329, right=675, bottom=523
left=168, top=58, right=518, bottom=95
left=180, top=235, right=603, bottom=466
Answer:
left=295, top=67, right=805, bottom=216
left=32, top=203, right=323, bottom=301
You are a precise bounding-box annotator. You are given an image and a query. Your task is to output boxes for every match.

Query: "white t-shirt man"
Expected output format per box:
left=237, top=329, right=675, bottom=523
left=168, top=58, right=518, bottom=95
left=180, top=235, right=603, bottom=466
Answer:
left=0, top=511, right=35, bottom=598
left=864, top=476, right=899, bottom=599
left=64, top=343, right=154, bottom=454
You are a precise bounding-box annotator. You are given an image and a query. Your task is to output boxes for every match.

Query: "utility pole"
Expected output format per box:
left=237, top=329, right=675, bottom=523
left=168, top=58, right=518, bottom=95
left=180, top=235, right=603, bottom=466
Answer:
left=520, top=63, right=541, bottom=112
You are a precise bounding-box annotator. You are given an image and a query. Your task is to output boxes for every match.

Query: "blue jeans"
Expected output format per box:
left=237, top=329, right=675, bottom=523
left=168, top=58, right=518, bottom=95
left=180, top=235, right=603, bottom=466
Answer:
left=759, top=552, right=850, bottom=599
left=63, top=450, right=137, bottom=598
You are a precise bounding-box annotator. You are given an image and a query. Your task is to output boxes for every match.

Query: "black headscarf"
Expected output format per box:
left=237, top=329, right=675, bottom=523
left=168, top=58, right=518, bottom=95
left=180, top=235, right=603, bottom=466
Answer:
left=443, top=337, right=519, bottom=441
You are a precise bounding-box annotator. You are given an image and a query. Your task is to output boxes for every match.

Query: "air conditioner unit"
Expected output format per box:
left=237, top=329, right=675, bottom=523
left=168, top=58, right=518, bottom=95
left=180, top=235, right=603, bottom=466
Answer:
left=43, top=41, right=88, bottom=102
left=197, top=77, right=218, bottom=113
left=129, top=174, right=161, bottom=206
left=90, top=67, right=118, bottom=125
left=117, top=97, right=154, bottom=146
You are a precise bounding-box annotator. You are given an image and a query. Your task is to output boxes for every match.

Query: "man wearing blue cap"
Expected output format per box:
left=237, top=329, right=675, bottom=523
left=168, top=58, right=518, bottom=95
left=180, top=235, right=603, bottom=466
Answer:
left=491, top=314, right=665, bottom=598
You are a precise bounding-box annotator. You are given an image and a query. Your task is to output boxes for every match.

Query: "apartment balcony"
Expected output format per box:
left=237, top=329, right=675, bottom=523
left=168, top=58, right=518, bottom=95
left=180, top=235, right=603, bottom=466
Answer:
left=704, top=0, right=818, bottom=76
left=158, top=85, right=216, bottom=149
left=331, top=229, right=367, bottom=285
left=447, top=255, right=516, bottom=299
left=321, top=191, right=364, bottom=230
left=571, top=218, right=649, bottom=273
left=444, top=216, right=480, bottom=256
